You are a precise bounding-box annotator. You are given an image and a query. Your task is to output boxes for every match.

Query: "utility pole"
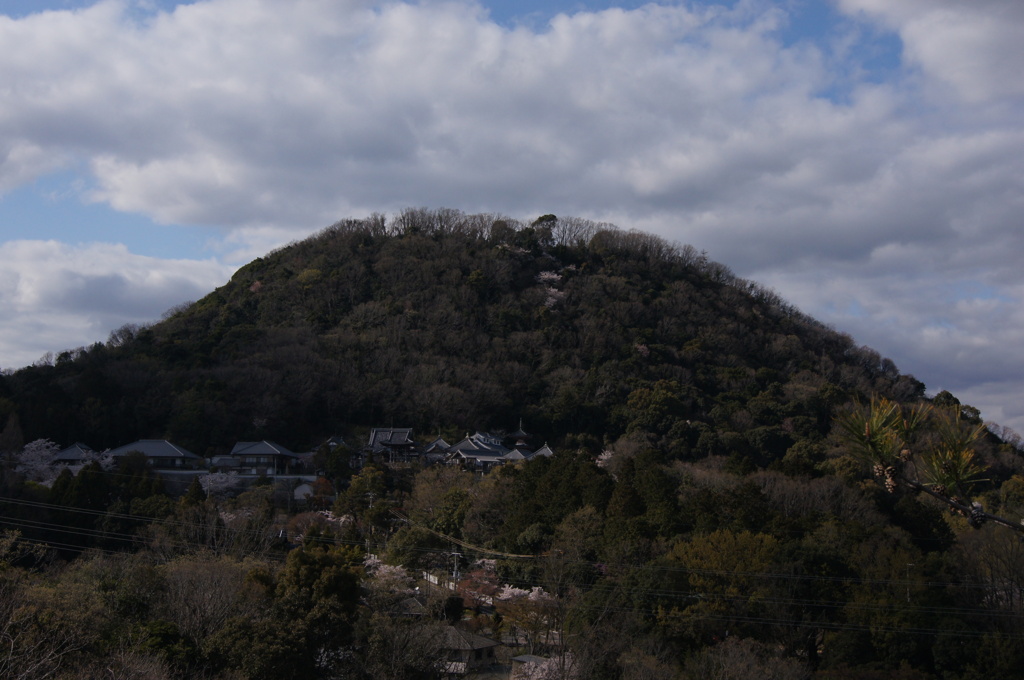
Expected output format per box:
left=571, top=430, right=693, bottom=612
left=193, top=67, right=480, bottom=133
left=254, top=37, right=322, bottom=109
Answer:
left=449, top=551, right=462, bottom=586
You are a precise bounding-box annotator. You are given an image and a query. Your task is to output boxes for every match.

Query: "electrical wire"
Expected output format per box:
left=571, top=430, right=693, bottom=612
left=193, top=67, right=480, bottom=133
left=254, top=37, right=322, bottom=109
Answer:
left=3, top=494, right=1024, bottom=642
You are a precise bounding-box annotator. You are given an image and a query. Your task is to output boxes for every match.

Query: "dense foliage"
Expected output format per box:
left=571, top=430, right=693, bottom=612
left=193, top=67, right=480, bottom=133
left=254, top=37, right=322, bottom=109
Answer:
left=1, top=209, right=924, bottom=456
left=1, top=209, right=1023, bottom=679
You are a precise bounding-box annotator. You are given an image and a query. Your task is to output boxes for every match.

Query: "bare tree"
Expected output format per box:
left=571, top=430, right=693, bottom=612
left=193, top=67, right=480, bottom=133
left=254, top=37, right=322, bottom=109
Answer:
left=363, top=612, right=448, bottom=680
left=0, top=535, right=90, bottom=680
left=683, top=637, right=810, bottom=680
left=954, top=525, right=1024, bottom=622
left=159, top=553, right=265, bottom=643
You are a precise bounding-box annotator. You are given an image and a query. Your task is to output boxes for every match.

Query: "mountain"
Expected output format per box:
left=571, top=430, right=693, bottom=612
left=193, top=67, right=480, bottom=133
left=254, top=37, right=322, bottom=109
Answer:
left=3, top=209, right=1024, bottom=680
left=0, top=208, right=928, bottom=460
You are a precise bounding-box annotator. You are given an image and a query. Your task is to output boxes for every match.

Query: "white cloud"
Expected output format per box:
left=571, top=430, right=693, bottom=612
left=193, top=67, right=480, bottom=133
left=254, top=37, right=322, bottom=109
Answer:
left=2, top=0, right=844, bottom=228
left=0, top=240, right=233, bottom=369
left=837, top=0, right=1024, bottom=106
left=0, top=141, right=69, bottom=193
left=0, top=0, right=1022, bottom=433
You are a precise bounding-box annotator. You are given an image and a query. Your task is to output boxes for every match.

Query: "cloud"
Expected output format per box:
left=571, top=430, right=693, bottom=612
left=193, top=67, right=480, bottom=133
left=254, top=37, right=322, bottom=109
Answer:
left=0, top=0, right=1022, bottom=432
left=0, top=0, right=845, bottom=229
left=837, top=0, right=1024, bottom=105
left=0, top=240, right=233, bottom=369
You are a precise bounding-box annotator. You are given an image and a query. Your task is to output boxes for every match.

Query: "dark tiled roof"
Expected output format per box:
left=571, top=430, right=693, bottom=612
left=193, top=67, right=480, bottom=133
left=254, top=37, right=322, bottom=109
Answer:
left=442, top=626, right=499, bottom=651
left=448, top=432, right=509, bottom=457
left=424, top=436, right=450, bottom=453
left=109, top=439, right=201, bottom=460
left=532, top=444, right=555, bottom=458
left=368, top=427, right=415, bottom=451
left=53, top=442, right=94, bottom=463
left=230, top=441, right=299, bottom=457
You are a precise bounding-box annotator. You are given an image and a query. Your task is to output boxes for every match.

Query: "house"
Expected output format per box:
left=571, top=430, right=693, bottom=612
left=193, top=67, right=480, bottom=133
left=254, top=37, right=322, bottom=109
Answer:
left=445, top=431, right=555, bottom=470
left=502, top=448, right=529, bottom=463
left=53, top=442, right=95, bottom=466
left=227, top=440, right=302, bottom=475
left=367, top=427, right=419, bottom=464
left=504, top=437, right=536, bottom=462
left=531, top=444, right=555, bottom=458
left=108, top=440, right=203, bottom=469
left=323, top=435, right=347, bottom=449
left=422, top=436, right=451, bottom=465
left=445, top=432, right=511, bottom=471
left=441, top=626, right=500, bottom=677
left=509, top=419, right=532, bottom=444
left=292, top=477, right=335, bottom=509
left=395, top=596, right=429, bottom=618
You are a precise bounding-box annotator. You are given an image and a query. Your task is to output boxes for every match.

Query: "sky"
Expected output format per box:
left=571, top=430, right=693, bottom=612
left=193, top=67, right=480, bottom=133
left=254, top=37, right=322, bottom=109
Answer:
left=1, top=0, right=1023, bottom=434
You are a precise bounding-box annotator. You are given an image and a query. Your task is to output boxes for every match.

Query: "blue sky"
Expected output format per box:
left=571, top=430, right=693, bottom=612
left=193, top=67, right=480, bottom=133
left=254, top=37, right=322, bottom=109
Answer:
left=2, top=0, right=1024, bottom=434
left=0, top=0, right=899, bottom=258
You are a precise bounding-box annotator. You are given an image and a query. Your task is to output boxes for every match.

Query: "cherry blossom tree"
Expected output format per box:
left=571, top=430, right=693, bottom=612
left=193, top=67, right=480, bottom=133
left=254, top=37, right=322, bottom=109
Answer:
left=512, top=652, right=579, bottom=680
left=198, top=472, right=243, bottom=499
left=496, top=585, right=558, bottom=653
left=14, top=438, right=60, bottom=485
left=363, top=556, right=416, bottom=612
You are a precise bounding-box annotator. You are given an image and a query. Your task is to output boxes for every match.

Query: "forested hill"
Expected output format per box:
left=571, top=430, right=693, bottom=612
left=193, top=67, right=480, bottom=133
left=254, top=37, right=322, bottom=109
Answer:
left=5, top=209, right=1024, bottom=680
left=2, top=209, right=928, bottom=458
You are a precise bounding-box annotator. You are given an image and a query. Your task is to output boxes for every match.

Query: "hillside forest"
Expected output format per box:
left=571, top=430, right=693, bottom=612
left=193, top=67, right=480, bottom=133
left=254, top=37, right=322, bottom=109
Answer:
left=1, top=209, right=1024, bottom=679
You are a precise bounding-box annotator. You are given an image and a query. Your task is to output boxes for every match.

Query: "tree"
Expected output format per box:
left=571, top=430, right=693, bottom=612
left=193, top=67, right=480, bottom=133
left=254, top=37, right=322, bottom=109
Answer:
left=274, top=542, right=363, bottom=671
left=363, top=612, right=447, bottom=680
left=953, top=524, right=1024, bottom=621
left=160, top=554, right=265, bottom=643
left=0, top=413, right=24, bottom=456
left=513, top=652, right=580, bottom=680
left=662, top=529, right=780, bottom=642
left=363, top=556, right=416, bottom=613
left=13, top=438, right=60, bottom=484
left=683, top=637, right=810, bottom=680
left=335, top=465, right=386, bottom=517
left=199, top=471, right=243, bottom=499
left=361, top=553, right=450, bottom=677
left=496, top=584, right=560, bottom=653
left=183, top=476, right=206, bottom=505
left=382, top=525, right=449, bottom=571
left=314, top=441, right=353, bottom=486
left=432, top=487, right=472, bottom=538
left=835, top=398, right=1021, bottom=532
left=206, top=614, right=311, bottom=679
left=0, top=545, right=108, bottom=680
left=112, top=451, right=165, bottom=501
left=334, top=465, right=392, bottom=542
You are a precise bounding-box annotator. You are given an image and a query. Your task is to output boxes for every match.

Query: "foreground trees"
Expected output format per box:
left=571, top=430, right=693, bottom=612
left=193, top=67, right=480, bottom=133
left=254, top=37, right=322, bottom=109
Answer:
left=2, top=424, right=1024, bottom=679
left=0, top=540, right=370, bottom=679
left=836, top=398, right=1023, bottom=532
left=1, top=212, right=1023, bottom=677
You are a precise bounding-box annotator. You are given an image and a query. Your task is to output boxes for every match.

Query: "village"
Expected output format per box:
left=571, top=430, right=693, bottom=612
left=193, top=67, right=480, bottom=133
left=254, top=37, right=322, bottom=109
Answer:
left=10, top=426, right=568, bottom=680
left=36, top=424, right=555, bottom=498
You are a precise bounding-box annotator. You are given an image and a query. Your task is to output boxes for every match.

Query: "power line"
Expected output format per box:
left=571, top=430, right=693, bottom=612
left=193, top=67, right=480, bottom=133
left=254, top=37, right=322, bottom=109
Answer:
left=3, top=496, right=1024, bottom=642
